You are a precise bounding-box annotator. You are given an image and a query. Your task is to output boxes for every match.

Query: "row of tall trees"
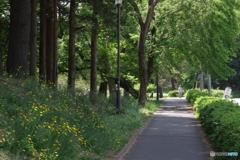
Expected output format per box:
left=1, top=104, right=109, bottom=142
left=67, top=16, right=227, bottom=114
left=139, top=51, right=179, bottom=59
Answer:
left=1, top=0, right=240, bottom=106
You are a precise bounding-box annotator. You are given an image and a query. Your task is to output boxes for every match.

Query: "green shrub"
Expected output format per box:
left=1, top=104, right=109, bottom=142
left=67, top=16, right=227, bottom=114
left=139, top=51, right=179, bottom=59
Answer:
left=211, top=90, right=224, bottom=98
left=168, top=90, right=179, bottom=97
left=185, top=89, right=210, bottom=105
left=193, top=96, right=219, bottom=117
left=231, top=91, right=240, bottom=98
left=147, top=84, right=156, bottom=93
left=193, top=97, right=240, bottom=157
left=201, top=89, right=224, bottom=98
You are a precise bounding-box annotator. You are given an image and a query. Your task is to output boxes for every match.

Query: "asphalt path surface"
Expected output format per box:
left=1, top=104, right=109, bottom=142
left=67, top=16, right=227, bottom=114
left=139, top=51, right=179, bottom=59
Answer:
left=116, top=98, right=213, bottom=160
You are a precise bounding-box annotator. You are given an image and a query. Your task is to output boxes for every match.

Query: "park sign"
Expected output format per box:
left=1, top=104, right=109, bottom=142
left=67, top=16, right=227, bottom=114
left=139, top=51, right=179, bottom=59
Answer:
left=198, top=74, right=202, bottom=78
left=224, top=87, right=232, bottom=98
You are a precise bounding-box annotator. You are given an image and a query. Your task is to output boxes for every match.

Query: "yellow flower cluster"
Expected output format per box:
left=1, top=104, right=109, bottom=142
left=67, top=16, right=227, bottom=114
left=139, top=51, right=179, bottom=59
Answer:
left=0, top=76, right=113, bottom=159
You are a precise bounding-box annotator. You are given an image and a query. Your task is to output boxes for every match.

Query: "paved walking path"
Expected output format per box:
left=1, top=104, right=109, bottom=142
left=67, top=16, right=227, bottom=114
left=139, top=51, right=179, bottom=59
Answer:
left=115, top=98, right=213, bottom=160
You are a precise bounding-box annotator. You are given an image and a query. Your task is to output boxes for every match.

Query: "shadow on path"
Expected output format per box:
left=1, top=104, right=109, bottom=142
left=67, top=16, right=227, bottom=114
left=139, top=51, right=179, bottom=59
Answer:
left=115, top=98, right=213, bottom=160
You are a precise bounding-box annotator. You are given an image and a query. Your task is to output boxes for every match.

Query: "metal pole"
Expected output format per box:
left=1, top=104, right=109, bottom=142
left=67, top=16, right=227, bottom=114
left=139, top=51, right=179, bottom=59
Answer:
left=207, top=73, right=212, bottom=94
left=116, top=3, right=121, bottom=109
left=200, top=72, right=204, bottom=91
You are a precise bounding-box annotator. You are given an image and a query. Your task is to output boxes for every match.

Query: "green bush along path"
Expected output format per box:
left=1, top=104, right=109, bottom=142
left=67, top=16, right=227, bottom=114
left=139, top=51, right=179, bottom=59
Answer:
left=116, top=98, right=212, bottom=160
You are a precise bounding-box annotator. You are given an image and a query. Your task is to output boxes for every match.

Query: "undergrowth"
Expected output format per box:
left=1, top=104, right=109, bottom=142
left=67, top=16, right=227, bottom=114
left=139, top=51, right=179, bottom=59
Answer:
left=0, top=76, right=164, bottom=160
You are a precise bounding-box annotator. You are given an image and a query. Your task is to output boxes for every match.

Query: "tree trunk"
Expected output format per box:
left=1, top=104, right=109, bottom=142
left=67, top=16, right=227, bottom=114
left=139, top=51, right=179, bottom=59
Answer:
left=156, top=74, right=159, bottom=100
left=99, top=51, right=111, bottom=97
left=159, top=85, right=163, bottom=98
left=99, top=81, right=107, bottom=96
left=52, top=0, right=58, bottom=85
left=105, top=60, right=114, bottom=96
left=171, top=77, right=176, bottom=90
left=108, top=77, right=115, bottom=97
left=46, top=4, right=54, bottom=83
left=0, top=23, right=3, bottom=76
left=103, top=40, right=115, bottom=97
left=207, top=73, right=212, bottom=94
left=168, top=69, right=176, bottom=90
left=130, top=0, right=160, bottom=106
left=30, top=0, right=37, bottom=77
left=45, top=0, right=58, bottom=85
left=39, top=0, right=47, bottom=81
left=90, top=4, right=98, bottom=103
left=200, top=72, right=204, bottom=91
left=68, top=0, right=76, bottom=89
left=90, top=26, right=98, bottom=102
left=147, top=53, right=154, bottom=81
left=138, top=30, right=148, bottom=106
left=120, top=78, right=138, bottom=99
left=7, top=0, right=30, bottom=76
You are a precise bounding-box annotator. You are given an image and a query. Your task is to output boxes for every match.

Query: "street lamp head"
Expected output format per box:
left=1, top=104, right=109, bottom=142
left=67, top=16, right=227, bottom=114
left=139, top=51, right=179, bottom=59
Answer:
left=115, top=0, right=122, bottom=5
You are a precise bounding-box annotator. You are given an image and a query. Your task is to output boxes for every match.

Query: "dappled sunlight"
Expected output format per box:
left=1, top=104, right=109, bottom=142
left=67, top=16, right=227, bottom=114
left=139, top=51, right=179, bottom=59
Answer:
left=121, top=98, right=211, bottom=160
left=156, top=112, right=194, bottom=118
left=140, top=98, right=203, bottom=136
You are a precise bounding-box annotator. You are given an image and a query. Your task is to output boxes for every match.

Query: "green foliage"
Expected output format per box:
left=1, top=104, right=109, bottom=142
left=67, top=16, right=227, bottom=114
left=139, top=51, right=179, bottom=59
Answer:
left=185, top=89, right=211, bottom=105
left=193, top=96, right=219, bottom=117
left=211, top=89, right=225, bottom=98
left=215, top=48, right=240, bottom=89
left=147, top=84, right=156, bottom=93
left=193, top=97, right=240, bottom=157
left=232, top=91, right=240, bottom=98
left=0, top=78, right=103, bottom=159
left=202, top=89, right=225, bottom=98
left=168, top=90, right=179, bottom=97
left=140, top=100, right=163, bottom=115
left=182, top=70, right=199, bottom=89
left=0, top=76, right=163, bottom=159
left=135, top=83, right=157, bottom=93
left=156, top=0, right=240, bottom=79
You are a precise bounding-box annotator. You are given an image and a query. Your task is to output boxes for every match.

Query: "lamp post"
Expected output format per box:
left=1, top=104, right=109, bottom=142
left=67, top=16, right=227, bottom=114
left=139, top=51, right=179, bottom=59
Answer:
left=115, top=0, right=122, bottom=109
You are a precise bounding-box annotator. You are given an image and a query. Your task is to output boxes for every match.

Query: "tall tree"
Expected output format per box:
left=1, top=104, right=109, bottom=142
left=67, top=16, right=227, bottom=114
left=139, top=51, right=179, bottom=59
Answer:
left=46, top=0, right=54, bottom=83
left=0, top=23, right=2, bottom=76
left=164, top=0, right=240, bottom=79
left=7, top=0, right=31, bottom=76
left=30, top=0, right=37, bottom=77
left=0, top=1, right=10, bottom=76
left=45, top=0, right=58, bottom=85
left=90, top=1, right=99, bottom=103
left=68, top=0, right=76, bottom=89
left=53, top=0, right=58, bottom=85
left=129, top=0, right=161, bottom=106
left=39, top=0, right=47, bottom=81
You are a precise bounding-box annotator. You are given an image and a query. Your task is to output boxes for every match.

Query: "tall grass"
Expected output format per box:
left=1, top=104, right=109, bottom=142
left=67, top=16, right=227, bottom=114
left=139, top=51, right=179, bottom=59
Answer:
left=0, top=76, right=164, bottom=160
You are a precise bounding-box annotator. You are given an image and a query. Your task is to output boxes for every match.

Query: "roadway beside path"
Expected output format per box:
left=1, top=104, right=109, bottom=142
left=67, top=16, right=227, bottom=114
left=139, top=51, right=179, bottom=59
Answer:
left=115, top=98, right=213, bottom=160
left=231, top=98, right=240, bottom=105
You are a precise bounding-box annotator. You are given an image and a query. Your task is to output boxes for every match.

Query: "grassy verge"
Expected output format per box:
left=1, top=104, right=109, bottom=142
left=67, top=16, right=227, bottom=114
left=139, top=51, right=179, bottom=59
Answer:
left=0, top=76, right=164, bottom=160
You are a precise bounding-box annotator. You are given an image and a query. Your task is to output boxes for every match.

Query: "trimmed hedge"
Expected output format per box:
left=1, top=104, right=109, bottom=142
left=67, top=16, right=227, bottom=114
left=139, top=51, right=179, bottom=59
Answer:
left=202, top=89, right=225, bottom=98
left=211, top=90, right=224, bottom=98
left=193, top=96, right=219, bottom=117
left=185, top=89, right=210, bottom=105
left=186, top=90, right=240, bottom=159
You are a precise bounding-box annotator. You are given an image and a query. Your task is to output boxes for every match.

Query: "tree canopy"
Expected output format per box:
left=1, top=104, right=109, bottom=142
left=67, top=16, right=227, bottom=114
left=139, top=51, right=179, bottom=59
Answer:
left=0, top=0, right=239, bottom=105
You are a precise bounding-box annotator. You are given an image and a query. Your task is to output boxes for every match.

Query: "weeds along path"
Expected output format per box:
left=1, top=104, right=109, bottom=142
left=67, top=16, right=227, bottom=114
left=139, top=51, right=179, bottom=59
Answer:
left=116, top=98, right=213, bottom=160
